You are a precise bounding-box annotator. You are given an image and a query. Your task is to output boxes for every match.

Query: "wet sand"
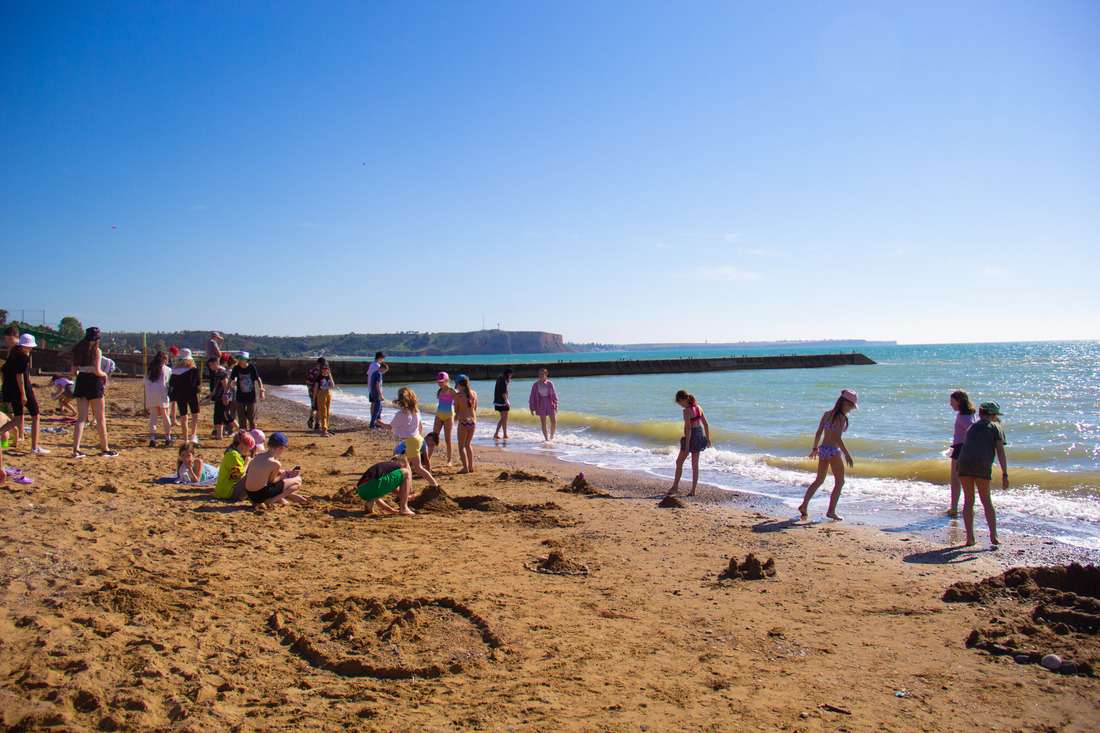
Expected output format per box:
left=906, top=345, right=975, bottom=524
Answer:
left=1, top=377, right=1097, bottom=731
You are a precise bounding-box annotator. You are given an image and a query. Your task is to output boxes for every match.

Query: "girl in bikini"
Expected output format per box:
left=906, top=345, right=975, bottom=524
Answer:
left=454, top=375, right=478, bottom=474
left=798, top=389, right=858, bottom=520
left=667, top=389, right=711, bottom=497
left=429, top=372, right=458, bottom=466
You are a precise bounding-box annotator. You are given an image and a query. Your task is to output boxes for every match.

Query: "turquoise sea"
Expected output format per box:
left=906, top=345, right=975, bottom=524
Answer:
left=273, top=341, right=1100, bottom=550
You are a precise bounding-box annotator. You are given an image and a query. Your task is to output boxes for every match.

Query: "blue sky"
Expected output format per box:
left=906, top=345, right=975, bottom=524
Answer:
left=2, top=1, right=1097, bottom=345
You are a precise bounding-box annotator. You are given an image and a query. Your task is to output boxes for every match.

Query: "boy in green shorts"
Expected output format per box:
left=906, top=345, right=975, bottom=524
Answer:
left=356, top=460, right=415, bottom=516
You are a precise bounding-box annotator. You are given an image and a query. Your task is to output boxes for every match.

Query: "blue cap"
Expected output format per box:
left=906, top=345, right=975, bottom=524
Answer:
left=269, top=431, right=288, bottom=448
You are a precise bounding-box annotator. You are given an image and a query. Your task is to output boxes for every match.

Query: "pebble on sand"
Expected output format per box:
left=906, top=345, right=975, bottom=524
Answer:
left=1040, top=654, right=1063, bottom=671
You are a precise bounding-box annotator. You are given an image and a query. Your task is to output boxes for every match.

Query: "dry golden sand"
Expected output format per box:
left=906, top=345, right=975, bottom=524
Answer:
left=1, top=377, right=1097, bottom=732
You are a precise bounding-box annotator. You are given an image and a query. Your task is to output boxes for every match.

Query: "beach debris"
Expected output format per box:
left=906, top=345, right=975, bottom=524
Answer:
left=948, top=563, right=1099, bottom=677
left=496, top=469, right=551, bottom=482
left=820, top=703, right=851, bottom=715
left=524, top=551, right=590, bottom=576
left=657, top=495, right=687, bottom=508
left=559, top=473, right=611, bottom=497
left=342, top=445, right=356, bottom=457
left=723, top=554, right=777, bottom=581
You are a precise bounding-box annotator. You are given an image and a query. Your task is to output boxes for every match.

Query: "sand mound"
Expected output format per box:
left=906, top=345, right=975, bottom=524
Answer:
left=559, top=474, right=611, bottom=497
left=944, top=564, right=1100, bottom=677
left=342, top=445, right=356, bottom=457
left=524, top=550, right=589, bottom=576
left=496, top=470, right=551, bottom=482
left=657, top=495, right=688, bottom=508
left=329, top=484, right=363, bottom=507
left=723, top=554, right=777, bottom=580
left=409, top=485, right=461, bottom=514
left=455, top=495, right=510, bottom=513
left=270, top=595, right=503, bottom=679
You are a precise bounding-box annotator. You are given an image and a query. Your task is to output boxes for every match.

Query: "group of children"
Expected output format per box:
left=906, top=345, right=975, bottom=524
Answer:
left=673, top=386, right=1008, bottom=548
left=141, top=348, right=265, bottom=447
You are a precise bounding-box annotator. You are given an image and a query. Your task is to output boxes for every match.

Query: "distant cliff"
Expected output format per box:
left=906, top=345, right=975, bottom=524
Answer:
left=100, top=329, right=572, bottom=358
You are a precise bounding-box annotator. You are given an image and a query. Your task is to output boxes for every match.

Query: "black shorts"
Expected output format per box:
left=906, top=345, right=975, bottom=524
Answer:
left=494, top=404, right=510, bottom=412
left=73, top=372, right=104, bottom=400
left=5, top=389, right=39, bottom=418
left=213, top=401, right=231, bottom=426
left=248, top=479, right=285, bottom=504
left=950, top=443, right=964, bottom=460
left=175, top=394, right=200, bottom=415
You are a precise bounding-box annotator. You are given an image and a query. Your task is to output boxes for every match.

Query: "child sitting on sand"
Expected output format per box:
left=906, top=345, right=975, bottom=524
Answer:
left=243, top=431, right=307, bottom=508
left=214, top=430, right=254, bottom=502
left=957, top=401, right=1008, bottom=547
left=355, top=460, right=416, bottom=515
left=378, top=387, right=439, bottom=488
left=177, top=442, right=217, bottom=484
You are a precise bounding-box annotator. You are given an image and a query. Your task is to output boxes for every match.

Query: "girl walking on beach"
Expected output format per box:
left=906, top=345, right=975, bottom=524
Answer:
left=378, top=387, right=439, bottom=488
left=947, top=390, right=979, bottom=518
left=169, top=349, right=202, bottom=445
left=798, top=389, right=858, bottom=520
left=528, top=368, right=559, bottom=441
left=314, top=362, right=335, bottom=437
left=957, top=401, right=1008, bottom=547
left=454, top=375, right=478, bottom=474
left=71, top=327, right=117, bottom=458
left=1, top=333, right=47, bottom=454
left=667, top=389, right=711, bottom=497
left=430, top=372, right=458, bottom=466
left=143, top=351, right=172, bottom=446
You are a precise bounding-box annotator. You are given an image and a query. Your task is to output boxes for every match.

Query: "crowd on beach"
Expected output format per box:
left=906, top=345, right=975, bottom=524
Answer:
left=0, top=326, right=1007, bottom=546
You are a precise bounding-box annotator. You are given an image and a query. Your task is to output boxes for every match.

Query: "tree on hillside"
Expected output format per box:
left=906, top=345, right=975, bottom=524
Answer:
left=0, top=309, right=7, bottom=326
left=59, top=316, right=83, bottom=341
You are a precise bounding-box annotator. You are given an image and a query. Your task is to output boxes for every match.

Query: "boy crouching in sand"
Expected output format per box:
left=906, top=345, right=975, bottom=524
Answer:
left=356, top=460, right=416, bottom=516
left=244, top=431, right=307, bottom=508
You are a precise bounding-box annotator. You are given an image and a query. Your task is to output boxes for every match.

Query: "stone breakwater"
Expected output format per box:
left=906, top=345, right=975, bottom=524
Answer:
left=22, top=350, right=875, bottom=385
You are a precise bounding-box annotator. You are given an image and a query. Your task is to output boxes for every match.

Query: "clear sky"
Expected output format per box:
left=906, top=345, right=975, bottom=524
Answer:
left=2, top=1, right=1098, bottom=345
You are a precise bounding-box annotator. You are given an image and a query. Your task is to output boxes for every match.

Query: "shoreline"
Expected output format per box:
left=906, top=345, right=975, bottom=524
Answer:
left=269, top=387, right=1100, bottom=568
left=0, top=378, right=1096, bottom=731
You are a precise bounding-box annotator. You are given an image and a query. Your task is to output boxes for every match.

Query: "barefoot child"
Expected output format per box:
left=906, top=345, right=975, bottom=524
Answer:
left=947, top=389, right=978, bottom=517
left=243, top=431, right=307, bottom=507
left=395, top=431, right=439, bottom=473
left=454, top=375, right=478, bottom=473
left=314, top=362, right=335, bottom=437
left=957, top=401, right=1007, bottom=547
left=429, top=372, right=458, bottom=465
left=378, top=387, right=439, bottom=488
left=214, top=430, right=254, bottom=502
left=798, top=389, right=858, bottom=520
left=355, top=460, right=416, bottom=515
left=667, top=389, right=711, bottom=497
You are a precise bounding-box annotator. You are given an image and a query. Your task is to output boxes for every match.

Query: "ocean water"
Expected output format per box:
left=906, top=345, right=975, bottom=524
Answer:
left=273, top=341, right=1100, bottom=550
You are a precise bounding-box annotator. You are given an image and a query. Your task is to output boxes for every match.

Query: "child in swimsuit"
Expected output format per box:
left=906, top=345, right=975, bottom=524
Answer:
left=454, top=374, right=478, bottom=474
left=429, top=372, right=458, bottom=466
left=667, top=389, right=711, bottom=497
left=378, top=387, right=439, bottom=488
left=798, top=389, right=858, bottom=520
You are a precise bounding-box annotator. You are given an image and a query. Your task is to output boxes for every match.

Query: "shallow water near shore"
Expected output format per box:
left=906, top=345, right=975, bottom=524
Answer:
left=274, top=340, right=1100, bottom=551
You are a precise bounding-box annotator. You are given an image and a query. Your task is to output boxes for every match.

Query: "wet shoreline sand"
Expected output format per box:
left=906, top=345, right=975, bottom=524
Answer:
left=0, top=377, right=1096, bottom=731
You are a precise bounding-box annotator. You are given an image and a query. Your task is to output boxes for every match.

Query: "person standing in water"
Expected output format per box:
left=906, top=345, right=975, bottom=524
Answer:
left=528, top=368, right=559, bottom=441
left=492, top=367, right=513, bottom=439
left=798, top=389, right=858, bottom=520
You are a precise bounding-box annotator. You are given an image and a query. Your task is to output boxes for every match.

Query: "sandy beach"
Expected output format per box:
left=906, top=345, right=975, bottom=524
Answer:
left=1, top=376, right=1097, bottom=732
